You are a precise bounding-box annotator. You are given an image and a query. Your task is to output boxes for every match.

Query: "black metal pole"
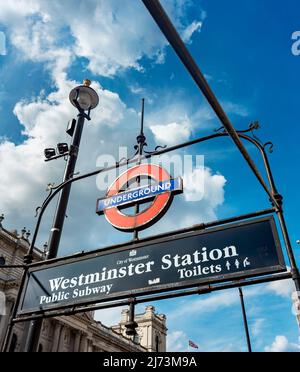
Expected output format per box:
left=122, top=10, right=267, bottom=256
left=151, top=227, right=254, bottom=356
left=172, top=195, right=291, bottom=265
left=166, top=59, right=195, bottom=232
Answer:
left=23, top=112, right=87, bottom=352
left=276, top=209, right=300, bottom=293
left=133, top=98, right=145, bottom=240
left=125, top=300, right=138, bottom=337
left=142, top=0, right=300, bottom=325
left=141, top=0, right=279, bottom=210
left=239, top=288, right=252, bottom=353
left=47, top=113, right=85, bottom=259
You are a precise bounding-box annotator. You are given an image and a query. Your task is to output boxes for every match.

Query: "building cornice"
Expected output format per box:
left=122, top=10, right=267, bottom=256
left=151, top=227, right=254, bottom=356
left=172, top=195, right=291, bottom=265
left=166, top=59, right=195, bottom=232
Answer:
left=0, top=226, right=43, bottom=259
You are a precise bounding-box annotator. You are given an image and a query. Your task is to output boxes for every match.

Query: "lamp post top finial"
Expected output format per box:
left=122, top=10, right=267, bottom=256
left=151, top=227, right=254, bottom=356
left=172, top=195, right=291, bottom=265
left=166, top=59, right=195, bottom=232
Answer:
left=83, top=79, right=92, bottom=87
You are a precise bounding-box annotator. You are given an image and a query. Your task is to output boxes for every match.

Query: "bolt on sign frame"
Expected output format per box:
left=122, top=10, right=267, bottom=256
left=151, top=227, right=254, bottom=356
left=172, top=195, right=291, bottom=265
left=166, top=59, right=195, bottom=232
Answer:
left=1, top=0, right=300, bottom=351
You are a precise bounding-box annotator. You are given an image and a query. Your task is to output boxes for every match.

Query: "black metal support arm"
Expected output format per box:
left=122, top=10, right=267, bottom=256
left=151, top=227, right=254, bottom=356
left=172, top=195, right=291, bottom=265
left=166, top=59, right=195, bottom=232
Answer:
left=44, top=152, right=69, bottom=163
left=25, top=127, right=285, bottom=262
left=141, top=0, right=280, bottom=211
left=239, top=288, right=252, bottom=353
left=47, top=111, right=86, bottom=260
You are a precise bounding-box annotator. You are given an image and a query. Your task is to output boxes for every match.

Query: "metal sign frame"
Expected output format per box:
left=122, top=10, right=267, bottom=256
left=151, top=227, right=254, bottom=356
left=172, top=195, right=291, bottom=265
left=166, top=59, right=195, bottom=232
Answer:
left=2, top=123, right=297, bottom=347
left=1, top=0, right=299, bottom=352
left=17, top=216, right=287, bottom=319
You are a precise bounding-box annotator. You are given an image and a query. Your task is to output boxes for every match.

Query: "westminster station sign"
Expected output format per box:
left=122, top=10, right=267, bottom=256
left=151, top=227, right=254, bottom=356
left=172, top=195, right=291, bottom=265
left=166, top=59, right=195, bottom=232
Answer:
left=19, top=217, right=286, bottom=315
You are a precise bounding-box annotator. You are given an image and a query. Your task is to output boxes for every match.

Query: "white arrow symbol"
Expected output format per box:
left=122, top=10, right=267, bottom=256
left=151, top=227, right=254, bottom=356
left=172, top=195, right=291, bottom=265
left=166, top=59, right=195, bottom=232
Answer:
left=243, top=258, right=251, bottom=268
left=235, top=259, right=240, bottom=269
left=226, top=261, right=231, bottom=271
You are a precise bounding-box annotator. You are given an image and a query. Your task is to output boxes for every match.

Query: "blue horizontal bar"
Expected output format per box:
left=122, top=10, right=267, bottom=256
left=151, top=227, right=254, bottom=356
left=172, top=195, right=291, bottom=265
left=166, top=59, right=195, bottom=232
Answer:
left=97, top=178, right=183, bottom=214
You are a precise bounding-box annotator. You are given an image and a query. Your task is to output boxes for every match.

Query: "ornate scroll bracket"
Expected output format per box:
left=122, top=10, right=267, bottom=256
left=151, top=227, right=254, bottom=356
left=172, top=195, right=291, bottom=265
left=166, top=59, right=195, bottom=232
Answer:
left=215, top=121, right=274, bottom=154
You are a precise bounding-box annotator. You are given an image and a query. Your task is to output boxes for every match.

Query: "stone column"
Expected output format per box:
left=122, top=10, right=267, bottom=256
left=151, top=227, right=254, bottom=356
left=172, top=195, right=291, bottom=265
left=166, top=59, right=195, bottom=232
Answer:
left=74, top=331, right=82, bottom=352
left=87, top=339, right=94, bottom=352
left=0, top=300, right=11, bottom=349
left=58, top=326, right=66, bottom=352
left=80, top=335, right=88, bottom=352
left=0, top=300, right=15, bottom=351
left=51, top=323, right=62, bottom=352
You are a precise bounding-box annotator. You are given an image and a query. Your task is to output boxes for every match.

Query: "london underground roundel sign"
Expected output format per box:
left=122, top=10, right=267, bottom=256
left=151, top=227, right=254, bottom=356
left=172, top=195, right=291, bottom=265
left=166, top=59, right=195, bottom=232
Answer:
left=96, top=164, right=183, bottom=232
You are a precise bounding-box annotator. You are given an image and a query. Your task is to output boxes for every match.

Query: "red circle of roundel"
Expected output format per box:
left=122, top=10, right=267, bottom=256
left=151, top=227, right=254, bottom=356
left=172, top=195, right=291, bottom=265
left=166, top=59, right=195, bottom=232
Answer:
left=104, top=164, right=172, bottom=232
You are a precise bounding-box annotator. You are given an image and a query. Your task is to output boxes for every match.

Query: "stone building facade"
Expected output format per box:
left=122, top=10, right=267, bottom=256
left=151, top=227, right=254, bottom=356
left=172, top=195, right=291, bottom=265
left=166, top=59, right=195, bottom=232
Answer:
left=0, top=221, right=167, bottom=352
left=113, top=306, right=167, bottom=352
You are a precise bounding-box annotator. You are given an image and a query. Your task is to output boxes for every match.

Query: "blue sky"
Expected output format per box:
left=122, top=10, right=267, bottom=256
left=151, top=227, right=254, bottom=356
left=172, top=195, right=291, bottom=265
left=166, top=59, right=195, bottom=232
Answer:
left=0, top=0, right=300, bottom=352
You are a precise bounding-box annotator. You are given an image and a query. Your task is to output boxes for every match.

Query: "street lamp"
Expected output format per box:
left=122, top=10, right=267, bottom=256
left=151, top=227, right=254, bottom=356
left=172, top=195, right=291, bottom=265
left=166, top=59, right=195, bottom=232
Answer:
left=47, top=79, right=99, bottom=260
left=69, top=79, right=99, bottom=111
left=24, top=80, right=99, bottom=352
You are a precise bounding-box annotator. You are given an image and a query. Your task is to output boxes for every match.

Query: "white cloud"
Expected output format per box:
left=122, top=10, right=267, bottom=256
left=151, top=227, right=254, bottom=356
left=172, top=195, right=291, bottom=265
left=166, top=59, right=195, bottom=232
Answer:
left=251, top=318, right=265, bottom=337
left=129, top=84, right=146, bottom=95
left=0, top=0, right=205, bottom=77
left=68, top=0, right=165, bottom=76
left=0, top=1, right=40, bottom=20
left=94, top=306, right=126, bottom=327
left=0, top=31, right=6, bottom=56
left=168, top=284, right=283, bottom=322
left=266, top=279, right=294, bottom=299
left=148, top=101, right=216, bottom=146
left=148, top=98, right=250, bottom=146
left=149, top=102, right=194, bottom=145
left=183, top=167, right=226, bottom=207
left=167, top=330, right=189, bottom=352
left=150, top=121, right=191, bottom=146
left=169, top=290, right=240, bottom=320
left=265, top=336, right=300, bottom=353
left=182, top=21, right=203, bottom=43
left=222, top=102, right=250, bottom=118
left=177, top=163, right=226, bottom=226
